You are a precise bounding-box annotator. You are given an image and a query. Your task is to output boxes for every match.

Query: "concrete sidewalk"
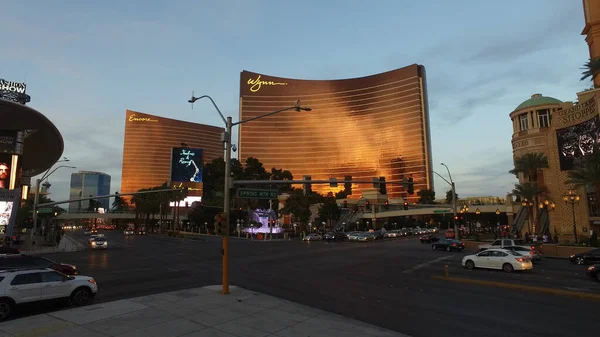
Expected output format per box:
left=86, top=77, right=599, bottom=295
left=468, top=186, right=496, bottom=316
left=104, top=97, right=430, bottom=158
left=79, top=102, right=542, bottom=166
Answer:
left=0, top=285, right=410, bottom=337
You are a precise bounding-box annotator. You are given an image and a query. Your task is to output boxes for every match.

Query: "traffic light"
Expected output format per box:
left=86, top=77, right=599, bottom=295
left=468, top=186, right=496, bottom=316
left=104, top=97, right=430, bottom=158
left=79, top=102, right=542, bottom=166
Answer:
left=407, top=177, right=414, bottom=195
left=372, top=177, right=379, bottom=189
left=378, top=176, right=387, bottom=195
left=365, top=200, right=370, bottom=210
left=403, top=202, right=409, bottom=210
left=384, top=200, right=389, bottom=209
left=214, top=212, right=228, bottom=236
left=344, top=176, right=352, bottom=195
left=343, top=200, right=348, bottom=208
left=303, top=176, right=312, bottom=196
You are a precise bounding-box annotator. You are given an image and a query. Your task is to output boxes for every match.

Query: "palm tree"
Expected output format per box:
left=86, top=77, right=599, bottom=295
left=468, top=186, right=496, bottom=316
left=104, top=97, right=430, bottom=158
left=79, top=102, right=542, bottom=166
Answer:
left=512, top=182, right=548, bottom=233
left=509, top=152, right=549, bottom=234
left=565, top=145, right=600, bottom=209
left=581, top=57, right=600, bottom=86
left=509, top=152, right=549, bottom=182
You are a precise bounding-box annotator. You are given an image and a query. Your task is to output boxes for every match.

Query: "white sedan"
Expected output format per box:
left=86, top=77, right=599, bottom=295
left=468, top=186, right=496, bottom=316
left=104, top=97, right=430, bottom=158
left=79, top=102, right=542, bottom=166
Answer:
left=462, top=248, right=533, bottom=273
left=303, top=234, right=322, bottom=241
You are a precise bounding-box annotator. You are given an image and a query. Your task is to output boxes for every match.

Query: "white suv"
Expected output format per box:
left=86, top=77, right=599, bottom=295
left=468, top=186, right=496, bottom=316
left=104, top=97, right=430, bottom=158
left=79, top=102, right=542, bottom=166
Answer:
left=0, top=268, right=98, bottom=320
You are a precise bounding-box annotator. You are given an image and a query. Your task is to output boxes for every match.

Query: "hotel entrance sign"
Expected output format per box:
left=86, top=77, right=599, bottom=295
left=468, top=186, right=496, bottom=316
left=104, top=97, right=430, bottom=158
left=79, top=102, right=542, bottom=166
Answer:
left=237, top=188, right=278, bottom=199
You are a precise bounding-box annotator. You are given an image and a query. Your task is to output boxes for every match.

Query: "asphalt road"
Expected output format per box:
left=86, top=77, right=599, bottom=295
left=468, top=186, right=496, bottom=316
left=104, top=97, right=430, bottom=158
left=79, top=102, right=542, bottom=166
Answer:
left=10, top=231, right=600, bottom=337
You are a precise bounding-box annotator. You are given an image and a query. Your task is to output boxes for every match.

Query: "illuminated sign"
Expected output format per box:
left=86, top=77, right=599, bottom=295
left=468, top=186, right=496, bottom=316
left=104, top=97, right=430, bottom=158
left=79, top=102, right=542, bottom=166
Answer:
left=247, top=75, right=288, bottom=92
left=0, top=79, right=30, bottom=104
left=128, top=114, right=158, bottom=122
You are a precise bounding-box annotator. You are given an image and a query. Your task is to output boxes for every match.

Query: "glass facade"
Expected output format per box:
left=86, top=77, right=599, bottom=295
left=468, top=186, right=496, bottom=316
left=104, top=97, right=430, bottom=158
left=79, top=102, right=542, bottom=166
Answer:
left=69, top=171, right=111, bottom=212
left=238, top=65, right=433, bottom=202
left=121, top=110, right=224, bottom=200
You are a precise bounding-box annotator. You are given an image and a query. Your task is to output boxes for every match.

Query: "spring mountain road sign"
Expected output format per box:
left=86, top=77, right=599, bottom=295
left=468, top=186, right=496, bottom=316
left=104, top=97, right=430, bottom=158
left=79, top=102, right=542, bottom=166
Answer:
left=237, top=188, right=278, bottom=199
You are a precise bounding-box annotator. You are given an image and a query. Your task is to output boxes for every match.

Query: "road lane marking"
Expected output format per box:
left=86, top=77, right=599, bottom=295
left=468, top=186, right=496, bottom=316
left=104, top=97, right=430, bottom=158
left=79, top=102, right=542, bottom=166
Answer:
left=402, top=256, right=452, bottom=274
left=432, top=275, right=600, bottom=301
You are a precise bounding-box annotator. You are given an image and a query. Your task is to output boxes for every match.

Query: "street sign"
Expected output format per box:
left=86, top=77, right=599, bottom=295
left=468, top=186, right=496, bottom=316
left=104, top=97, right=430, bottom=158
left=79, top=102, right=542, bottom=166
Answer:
left=237, top=188, right=278, bottom=199
left=433, top=210, right=450, bottom=214
left=37, top=208, right=53, bottom=214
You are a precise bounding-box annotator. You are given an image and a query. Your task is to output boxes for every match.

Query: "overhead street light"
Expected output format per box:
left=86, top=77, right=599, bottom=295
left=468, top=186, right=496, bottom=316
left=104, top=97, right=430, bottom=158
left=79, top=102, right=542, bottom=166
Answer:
left=31, top=164, right=76, bottom=240
left=187, top=94, right=311, bottom=295
left=433, top=162, right=459, bottom=240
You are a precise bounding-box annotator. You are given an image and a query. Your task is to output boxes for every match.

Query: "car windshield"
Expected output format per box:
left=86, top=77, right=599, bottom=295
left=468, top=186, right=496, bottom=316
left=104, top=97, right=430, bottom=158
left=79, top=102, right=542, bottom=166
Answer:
left=94, top=238, right=107, bottom=242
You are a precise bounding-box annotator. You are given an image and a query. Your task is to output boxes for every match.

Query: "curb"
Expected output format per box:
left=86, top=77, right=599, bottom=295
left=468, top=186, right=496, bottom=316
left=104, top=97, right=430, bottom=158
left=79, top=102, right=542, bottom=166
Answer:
left=431, top=275, right=600, bottom=301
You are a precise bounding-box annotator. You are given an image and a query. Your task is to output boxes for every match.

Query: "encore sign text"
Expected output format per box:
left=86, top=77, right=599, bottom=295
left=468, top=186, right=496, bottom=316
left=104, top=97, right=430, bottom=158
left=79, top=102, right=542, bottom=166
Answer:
left=247, top=75, right=288, bottom=92
left=128, top=114, right=158, bottom=122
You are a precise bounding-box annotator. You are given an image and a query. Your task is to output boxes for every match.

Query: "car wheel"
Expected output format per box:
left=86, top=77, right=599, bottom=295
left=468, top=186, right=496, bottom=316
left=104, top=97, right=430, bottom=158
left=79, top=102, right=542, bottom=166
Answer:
left=0, top=299, right=12, bottom=321
left=502, top=263, right=514, bottom=273
left=576, top=257, right=585, bottom=265
left=71, top=287, right=92, bottom=306
left=446, top=246, right=451, bottom=252
left=465, top=260, right=475, bottom=269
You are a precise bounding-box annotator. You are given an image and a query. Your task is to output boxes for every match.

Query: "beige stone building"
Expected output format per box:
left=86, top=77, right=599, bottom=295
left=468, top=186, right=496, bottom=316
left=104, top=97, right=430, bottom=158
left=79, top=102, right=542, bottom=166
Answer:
left=510, top=91, right=600, bottom=242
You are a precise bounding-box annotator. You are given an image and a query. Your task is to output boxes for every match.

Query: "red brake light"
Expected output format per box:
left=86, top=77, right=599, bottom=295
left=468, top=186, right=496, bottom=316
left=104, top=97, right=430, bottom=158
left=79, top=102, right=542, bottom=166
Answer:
left=452, top=243, right=457, bottom=246
left=516, top=258, right=525, bottom=263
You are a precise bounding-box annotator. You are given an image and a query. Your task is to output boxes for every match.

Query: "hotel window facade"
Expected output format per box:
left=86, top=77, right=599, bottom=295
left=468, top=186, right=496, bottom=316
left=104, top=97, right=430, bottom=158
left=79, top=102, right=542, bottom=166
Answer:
left=538, top=109, right=550, bottom=128
left=237, top=65, right=433, bottom=202
left=519, top=114, right=529, bottom=131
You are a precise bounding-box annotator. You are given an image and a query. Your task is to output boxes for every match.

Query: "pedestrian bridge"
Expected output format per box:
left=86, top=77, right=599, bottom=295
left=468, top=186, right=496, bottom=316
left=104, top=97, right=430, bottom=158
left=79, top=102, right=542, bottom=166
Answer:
left=360, top=203, right=516, bottom=219
left=57, top=212, right=188, bottom=220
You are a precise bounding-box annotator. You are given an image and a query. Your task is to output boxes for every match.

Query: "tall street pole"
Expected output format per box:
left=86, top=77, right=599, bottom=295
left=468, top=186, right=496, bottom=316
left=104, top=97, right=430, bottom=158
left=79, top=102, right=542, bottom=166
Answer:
left=222, top=116, right=233, bottom=294
left=188, top=95, right=310, bottom=295
left=31, top=165, right=76, bottom=240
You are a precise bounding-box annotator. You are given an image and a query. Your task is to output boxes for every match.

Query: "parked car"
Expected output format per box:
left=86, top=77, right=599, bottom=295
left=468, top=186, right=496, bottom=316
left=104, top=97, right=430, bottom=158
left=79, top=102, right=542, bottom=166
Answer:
left=586, top=264, right=600, bottom=282
left=0, top=268, right=97, bottom=320
left=503, top=246, right=542, bottom=262
left=323, top=232, right=346, bottom=241
left=569, top=248, right=600, bottom=265
left=462, top=248, right=533, bottom=273
left=0, top=255, right=78, bottom=275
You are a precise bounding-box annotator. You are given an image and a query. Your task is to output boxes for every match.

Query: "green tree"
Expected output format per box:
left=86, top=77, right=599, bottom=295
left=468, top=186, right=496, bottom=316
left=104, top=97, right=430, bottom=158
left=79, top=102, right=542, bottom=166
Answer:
left=280, top=189, right=318, bottom=230
left=112, top=192, right=128, bottom=212
left=417, top=189, right=436, bottom=204
left=317, top=194, right=341, bottom=231
left=509, top=152, right=549, bottom=182
left=512, top=182, right=548, bottom=233
left=581, top=57, right=600, bottom=86
left=87, top=195, right=100, bottom=212
left=509, top=152, right=549, bottom=234
left=269, top=167, right=294, bottom=192
left=445, top=189, right=457, bottom=204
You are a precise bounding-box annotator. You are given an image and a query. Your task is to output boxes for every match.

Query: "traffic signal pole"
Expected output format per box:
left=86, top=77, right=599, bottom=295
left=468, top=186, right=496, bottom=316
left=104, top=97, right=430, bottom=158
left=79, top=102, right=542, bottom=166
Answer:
left=188, top=94, right=311, bottom=296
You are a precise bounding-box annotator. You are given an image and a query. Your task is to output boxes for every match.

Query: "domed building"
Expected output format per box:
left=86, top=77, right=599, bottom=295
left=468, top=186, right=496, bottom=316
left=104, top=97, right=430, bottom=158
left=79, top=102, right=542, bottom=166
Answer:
left=509, top=90, right=600, bottom=242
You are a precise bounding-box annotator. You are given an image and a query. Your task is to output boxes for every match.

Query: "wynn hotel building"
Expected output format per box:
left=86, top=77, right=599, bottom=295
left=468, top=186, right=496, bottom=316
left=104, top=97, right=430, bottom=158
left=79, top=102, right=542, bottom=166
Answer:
left=238, top=64, right=433, bottom=201
left=121, top=110, right=223, bottom=198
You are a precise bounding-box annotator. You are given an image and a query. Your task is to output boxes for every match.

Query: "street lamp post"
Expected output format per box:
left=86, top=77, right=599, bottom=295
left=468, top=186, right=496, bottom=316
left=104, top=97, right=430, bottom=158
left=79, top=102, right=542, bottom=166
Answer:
left=188, top=95, right=311, bottom=295
left=521, top=198, right=534, bottom=233
left=438, top=163, right=458, bottom=239
left=538, top=199, right=556, bottom=236
left=31, top=164, right=76, bottom=240
left=562, top=190, right=580, bottom=244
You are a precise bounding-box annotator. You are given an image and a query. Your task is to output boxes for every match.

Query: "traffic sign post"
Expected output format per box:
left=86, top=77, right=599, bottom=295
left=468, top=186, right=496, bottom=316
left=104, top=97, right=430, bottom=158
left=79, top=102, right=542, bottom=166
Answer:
left=237, top=188, right=278, bottom=199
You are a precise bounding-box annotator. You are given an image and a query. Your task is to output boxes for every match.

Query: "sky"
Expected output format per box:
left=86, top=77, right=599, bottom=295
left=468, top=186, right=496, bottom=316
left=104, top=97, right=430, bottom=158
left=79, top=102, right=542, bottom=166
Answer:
left=1, top=0, right=591, bottom=203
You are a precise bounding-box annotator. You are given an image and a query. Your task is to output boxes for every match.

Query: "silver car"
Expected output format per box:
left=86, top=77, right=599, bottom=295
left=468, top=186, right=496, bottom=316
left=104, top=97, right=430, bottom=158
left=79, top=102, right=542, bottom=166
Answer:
left=90, top=237, right=108, bottom=249
left=302, top=234, right=322, bottom=241
left=357, top=233, right=376, bottom=242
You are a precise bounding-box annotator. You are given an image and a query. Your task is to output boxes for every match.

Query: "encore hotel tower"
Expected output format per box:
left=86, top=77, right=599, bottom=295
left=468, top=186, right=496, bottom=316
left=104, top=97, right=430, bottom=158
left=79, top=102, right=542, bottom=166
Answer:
left=121, top=110, right=223, bottom=197
left=238, top=64, right=433, bottom=201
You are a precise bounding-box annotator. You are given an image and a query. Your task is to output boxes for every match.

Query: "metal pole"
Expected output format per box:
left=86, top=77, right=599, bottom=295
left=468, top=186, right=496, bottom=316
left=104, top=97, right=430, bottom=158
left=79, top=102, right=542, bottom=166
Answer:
left=571, top=203, right=578, bottom=244
left=222, top=117, right=232, bottom=295
left=452, top=182, right=459, bottom=240
left=31, top=179, right=41, bottom=240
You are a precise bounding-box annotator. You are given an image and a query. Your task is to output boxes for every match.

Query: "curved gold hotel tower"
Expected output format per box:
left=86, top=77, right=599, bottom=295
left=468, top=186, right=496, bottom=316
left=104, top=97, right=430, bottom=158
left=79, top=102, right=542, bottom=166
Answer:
left=121, top=110, right=223, bottom=197
left=238, top=65, right=433, bottom=201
